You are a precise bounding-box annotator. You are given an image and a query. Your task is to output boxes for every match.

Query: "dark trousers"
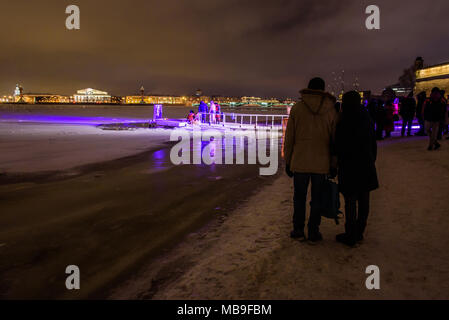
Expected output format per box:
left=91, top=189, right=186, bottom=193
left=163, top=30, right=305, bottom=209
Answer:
left=417, top=116, right=426, bottom=135
left=343, top=192, right=370, bottom=241
left=426, top=121, right=440, bottom=147
left=375, top=123, right=384, bottom=140
left=401, top=119, right=413, bottom=136
left=437, top=121, right=445, bottom=140
left=293, top=173, right=326, bottom=233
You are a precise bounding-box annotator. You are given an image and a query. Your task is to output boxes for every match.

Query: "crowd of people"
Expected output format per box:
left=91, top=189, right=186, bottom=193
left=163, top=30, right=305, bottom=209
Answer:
left=367, top=88, right=449, bottom=150
left=284, top=77, right=449, bottom=248
left=187, top=101, right=222, bottom=125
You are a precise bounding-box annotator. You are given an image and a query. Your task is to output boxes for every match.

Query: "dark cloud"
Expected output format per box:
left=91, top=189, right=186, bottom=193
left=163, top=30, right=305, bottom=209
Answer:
left=0, top=0, right=448, bottom=98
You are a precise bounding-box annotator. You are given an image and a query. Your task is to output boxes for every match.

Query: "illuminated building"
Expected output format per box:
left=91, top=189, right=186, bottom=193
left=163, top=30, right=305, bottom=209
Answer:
left=241, top=96, right=280, bottom=106
left=25, top=94, right=72, bottom=104
left=241, top=96, right=262, bottom=105
left=390, top=85, right=412, bottom=97
left=415, top=62, right=449, bottom=96
left=187, top=96, right=211, bottom=106
left=211, top=96, right=241, bottom=106
left=111, top=96, right=123, bottom=104
left=74, top=88, right=112, bottom=103
left=125, top=95, right=187, bottom=105
left=338, top=91, right=371, bottom=104
left=0, top=96, right=15, bottom=103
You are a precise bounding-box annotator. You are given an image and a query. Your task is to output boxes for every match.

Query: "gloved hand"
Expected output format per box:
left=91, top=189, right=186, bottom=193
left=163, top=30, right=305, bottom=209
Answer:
left=329, top=167, right=338, bottom=179
left=286, top=164, right=294, bottom=178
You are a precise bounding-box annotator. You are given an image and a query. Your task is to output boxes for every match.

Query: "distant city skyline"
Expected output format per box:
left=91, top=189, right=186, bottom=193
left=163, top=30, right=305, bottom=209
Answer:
left=1, top=1, right=449, bottom=98
left=3, top=83, right=291, bottom=100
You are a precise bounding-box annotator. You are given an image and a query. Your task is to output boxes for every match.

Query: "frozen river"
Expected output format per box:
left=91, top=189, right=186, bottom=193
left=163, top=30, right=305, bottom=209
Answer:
left=0, top=104, right=280, bottom=299
left=0, top=104, right=194, bottom=173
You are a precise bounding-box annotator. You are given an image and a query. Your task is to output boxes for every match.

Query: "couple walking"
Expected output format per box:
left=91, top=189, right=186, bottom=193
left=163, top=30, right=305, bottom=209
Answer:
left=284, top=78, right=379, bottom=247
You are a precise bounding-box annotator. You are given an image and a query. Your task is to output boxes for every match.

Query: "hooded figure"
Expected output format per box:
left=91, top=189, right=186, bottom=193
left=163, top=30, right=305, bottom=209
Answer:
left=415, top=92, right=427, bottom=136
left=284, top=88, right=338, bottom=174
left=335, top=91, right=379, bottom=195
left=384, top=100, right=395, bottom=137
left=198, top=101, right=208, bottom=113
left=423, top=87, right=446, bottom=150
left=400, top=93, right=416, bottom=137
left=284, top=77, right=338, bottom=242
left=335, top=91, right=379, bottom=247
left=198, top=101, right=208, bottom=122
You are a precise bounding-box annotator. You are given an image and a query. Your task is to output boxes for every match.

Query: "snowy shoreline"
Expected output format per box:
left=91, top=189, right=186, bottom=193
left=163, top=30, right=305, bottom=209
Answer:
left=112, top=136, right=449, bottom=300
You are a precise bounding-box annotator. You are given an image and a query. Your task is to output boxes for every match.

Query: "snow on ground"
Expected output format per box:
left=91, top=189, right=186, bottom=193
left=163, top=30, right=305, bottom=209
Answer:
left=112, top=136, right=449, bottom=300
left=0, top=123, right=172, bottom=173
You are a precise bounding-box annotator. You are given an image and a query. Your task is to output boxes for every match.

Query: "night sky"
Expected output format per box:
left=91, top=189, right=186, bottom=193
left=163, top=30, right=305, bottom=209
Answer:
left=1, top=0, right=448, bottom=98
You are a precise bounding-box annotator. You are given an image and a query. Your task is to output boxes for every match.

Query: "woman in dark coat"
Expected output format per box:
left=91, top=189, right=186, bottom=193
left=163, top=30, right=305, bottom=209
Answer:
left=335, top=91, right=379, bottom=246
left=384, top=100, right=395, bottom=138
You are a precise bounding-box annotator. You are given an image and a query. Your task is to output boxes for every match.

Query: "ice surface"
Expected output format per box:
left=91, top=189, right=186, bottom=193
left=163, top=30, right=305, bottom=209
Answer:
left=0, top=123, right=172, bottom=173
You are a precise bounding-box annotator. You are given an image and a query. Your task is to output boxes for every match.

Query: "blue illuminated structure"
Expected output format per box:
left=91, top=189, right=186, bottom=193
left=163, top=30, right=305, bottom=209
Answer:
left=153, top=104, right=163, bottom=120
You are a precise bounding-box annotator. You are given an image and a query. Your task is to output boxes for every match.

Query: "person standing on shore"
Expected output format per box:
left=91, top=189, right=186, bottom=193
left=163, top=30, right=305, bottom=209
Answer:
left=215, top=103, right=221, bottom=124
left=384, top=100, right=395, bottom=138
left=284, top=77, right=338, bottom=242
left=375, top=101, right=386, bottom=140
left=437, top=90, right=447, bottom=140
left=209, top=101, right=217, bottom=124
left=400, top=92, right=416, bottom=137
left=198, top=101, right=208, bottom=123
left=423, top=87, right=446, bottom=151
left=415, top=92, right=427, bottom=136
left=335, top=91, right=379, bottom=247
left=367, top=99, right=377, bottom=122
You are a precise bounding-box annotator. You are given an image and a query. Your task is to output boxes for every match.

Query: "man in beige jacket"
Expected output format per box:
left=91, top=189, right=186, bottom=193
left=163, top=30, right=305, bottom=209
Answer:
left=284, top=78, right=338, bottom=242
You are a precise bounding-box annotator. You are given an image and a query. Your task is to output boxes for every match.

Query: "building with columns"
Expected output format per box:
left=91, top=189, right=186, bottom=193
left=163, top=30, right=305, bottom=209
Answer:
left=415, top=62, right=449, bottom=96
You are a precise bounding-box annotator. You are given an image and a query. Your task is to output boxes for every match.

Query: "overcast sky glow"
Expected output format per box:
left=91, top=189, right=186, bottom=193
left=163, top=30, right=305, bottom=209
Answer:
left=1, top=0, right=448, bottom=98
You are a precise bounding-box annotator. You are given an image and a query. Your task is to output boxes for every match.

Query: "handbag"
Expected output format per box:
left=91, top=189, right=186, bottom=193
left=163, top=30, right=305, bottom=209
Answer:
left=317, top=177, right=343, bottom=225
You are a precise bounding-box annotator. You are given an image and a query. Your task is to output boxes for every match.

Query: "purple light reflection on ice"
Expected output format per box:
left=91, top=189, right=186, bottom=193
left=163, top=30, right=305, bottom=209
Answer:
left=150, top=149, right=170, bottom=172
left=0, top=114, right=147, bottom=126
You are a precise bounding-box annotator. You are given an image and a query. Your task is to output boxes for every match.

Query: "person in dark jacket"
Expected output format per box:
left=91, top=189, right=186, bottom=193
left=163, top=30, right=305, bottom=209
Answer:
left=375, top=101, right=386, bottom=140
left=187, top=110, right=195, bottom=124
left=437, top=90, right=447, bottom=140
left=335, top=91, right=379, bottom=247
left=423, top=87, right=446, bottom=151
left=198, top=101, right=208, bottom=123
left=400, top=92, right=416, bottom=137
left=415, top=92, right=427, bottom=136
left=384, top=100, right=395, bottom=138
left=367, top=99, right=377, bottom=122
